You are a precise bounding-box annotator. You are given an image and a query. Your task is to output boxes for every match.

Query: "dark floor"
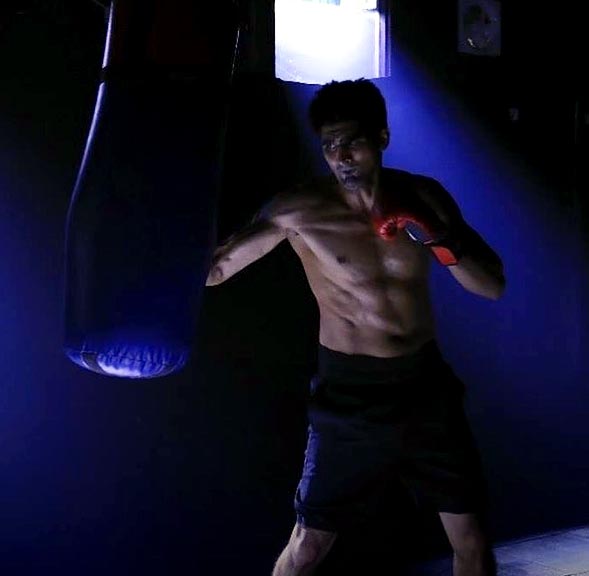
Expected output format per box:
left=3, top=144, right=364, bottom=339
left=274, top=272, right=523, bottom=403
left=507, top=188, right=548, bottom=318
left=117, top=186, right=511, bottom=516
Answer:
left=405, top=525, right=589, bottom=576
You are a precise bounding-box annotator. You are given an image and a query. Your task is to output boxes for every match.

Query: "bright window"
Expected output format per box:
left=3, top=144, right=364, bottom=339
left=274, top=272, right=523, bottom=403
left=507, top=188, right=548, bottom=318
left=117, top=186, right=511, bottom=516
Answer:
left=275, top=0, right=389, bottom=84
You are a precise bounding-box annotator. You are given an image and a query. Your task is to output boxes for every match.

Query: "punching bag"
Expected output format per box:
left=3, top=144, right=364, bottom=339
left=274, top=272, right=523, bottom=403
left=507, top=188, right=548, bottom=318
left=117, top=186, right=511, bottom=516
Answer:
left=64, top=0, right=241, bottom=378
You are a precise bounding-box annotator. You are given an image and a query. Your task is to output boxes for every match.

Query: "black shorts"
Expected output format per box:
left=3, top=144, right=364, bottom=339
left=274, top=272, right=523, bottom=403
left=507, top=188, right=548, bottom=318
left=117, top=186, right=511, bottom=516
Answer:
left=294, top=340, right=487, bottom=532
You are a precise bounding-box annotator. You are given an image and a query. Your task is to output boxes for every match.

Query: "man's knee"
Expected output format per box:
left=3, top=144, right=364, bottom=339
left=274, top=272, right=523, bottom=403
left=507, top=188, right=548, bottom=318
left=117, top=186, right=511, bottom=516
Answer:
left=452, top=531, right=496, bottom=573
left=288, top=524, right=337, bottom=569
left=452, top=531, right=488, bottom=561
left=440, top=512, right=491, bottom=558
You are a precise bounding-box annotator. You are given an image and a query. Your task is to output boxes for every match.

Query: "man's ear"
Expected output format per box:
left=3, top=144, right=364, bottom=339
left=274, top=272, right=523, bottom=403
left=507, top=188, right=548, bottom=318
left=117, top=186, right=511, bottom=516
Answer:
left=379, top=128, right=390, bottom=150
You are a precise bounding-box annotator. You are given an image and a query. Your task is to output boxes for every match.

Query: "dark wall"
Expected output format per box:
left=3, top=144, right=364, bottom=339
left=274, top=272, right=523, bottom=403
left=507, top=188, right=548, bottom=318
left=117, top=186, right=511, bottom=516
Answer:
left=0, top=1, right=588, bottom=575
left=0, top=3, right=318, bottom=575
left=386, top=0, right=589, bottom=543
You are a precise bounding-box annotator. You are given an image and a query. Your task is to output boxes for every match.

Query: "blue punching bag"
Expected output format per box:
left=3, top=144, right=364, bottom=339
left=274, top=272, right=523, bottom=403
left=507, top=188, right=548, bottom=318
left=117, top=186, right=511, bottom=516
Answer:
left=64, top=0, right=241, bottom=378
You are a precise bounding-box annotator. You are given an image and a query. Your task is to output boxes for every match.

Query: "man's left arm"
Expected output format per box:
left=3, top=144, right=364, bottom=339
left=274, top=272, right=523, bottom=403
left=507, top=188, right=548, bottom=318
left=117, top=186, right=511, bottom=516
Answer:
left=416, top=177, right=506, bottom=300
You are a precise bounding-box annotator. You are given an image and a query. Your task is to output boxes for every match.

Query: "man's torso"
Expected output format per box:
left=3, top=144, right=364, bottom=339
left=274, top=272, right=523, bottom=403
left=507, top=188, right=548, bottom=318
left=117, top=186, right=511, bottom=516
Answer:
left=273, top=168, right=436, bottom=358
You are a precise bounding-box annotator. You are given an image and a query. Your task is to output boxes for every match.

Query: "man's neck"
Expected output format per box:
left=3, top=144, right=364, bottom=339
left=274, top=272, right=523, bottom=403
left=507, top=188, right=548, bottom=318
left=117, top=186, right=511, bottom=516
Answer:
left=339, top=170, right=383, bottom=215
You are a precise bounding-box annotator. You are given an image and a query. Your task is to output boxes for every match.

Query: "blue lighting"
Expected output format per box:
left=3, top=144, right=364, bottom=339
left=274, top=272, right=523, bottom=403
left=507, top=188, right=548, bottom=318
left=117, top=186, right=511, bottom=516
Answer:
left=65, top=342, right=188, bottom=379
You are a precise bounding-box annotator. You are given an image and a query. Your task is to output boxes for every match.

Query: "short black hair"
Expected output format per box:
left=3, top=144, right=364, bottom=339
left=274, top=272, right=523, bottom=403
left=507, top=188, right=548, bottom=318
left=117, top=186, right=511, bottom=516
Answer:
left=308, top=78, right=388, bottom=136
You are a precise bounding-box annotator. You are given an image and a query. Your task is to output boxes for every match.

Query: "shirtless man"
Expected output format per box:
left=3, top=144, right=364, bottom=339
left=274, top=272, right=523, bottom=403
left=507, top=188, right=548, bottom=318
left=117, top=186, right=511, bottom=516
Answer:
left=206, top=79, right=505, bottom=576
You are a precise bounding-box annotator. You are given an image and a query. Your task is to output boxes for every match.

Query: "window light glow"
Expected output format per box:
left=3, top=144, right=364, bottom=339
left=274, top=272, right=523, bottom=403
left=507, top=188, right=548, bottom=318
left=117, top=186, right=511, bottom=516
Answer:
left=275, top=0, right=384, bottom=84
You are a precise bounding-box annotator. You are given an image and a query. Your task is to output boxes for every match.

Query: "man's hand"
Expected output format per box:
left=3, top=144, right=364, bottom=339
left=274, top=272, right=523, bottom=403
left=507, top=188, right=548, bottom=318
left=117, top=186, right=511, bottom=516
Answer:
left=372, top=196, right=462, bottom=266
left=206, top=245, right=227, bottom=286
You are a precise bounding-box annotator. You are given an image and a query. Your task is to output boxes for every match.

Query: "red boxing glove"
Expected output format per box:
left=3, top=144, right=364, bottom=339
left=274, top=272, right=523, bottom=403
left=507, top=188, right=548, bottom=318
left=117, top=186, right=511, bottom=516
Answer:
left=372, top=202, right=462, bottom=266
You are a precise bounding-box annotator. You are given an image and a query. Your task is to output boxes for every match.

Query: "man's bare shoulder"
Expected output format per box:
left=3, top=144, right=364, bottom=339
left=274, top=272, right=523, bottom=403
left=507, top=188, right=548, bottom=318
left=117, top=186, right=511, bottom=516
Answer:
left=382, top=167, right=462, bottom=223
left=263, top=176, right=335, bottom=224
left=411, top=173, right=464, bottom=224
left=382, top=167, right=434, bottom=195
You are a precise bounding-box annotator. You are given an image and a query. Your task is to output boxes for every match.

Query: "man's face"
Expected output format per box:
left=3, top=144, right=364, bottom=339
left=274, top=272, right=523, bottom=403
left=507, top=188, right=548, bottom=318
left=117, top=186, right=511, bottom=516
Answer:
left=320, top=121, right=389, bottom=192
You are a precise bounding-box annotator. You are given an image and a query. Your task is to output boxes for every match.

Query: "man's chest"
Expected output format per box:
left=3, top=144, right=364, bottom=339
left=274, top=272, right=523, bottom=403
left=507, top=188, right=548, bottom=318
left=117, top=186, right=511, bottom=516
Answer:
left=286, top=209, right=429, bottom=283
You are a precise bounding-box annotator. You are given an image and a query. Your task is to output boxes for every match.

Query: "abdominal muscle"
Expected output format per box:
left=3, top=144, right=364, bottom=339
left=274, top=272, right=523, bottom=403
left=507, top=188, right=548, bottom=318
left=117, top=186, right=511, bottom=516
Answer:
left=288, top=231, right=437, bottom=359
left=313, top=271, right=436, bottom=358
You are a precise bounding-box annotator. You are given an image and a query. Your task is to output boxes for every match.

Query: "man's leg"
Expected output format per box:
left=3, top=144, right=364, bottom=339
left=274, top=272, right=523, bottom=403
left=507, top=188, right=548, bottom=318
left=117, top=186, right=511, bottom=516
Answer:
left=272, top=523, right=337, bottom=576
left=439, top=512, right=497, bottom=576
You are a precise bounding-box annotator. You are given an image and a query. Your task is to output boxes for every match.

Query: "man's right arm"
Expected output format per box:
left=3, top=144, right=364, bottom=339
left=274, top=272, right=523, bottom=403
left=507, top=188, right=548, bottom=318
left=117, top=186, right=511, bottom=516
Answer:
left=206, top=209, right=288, bottom=286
